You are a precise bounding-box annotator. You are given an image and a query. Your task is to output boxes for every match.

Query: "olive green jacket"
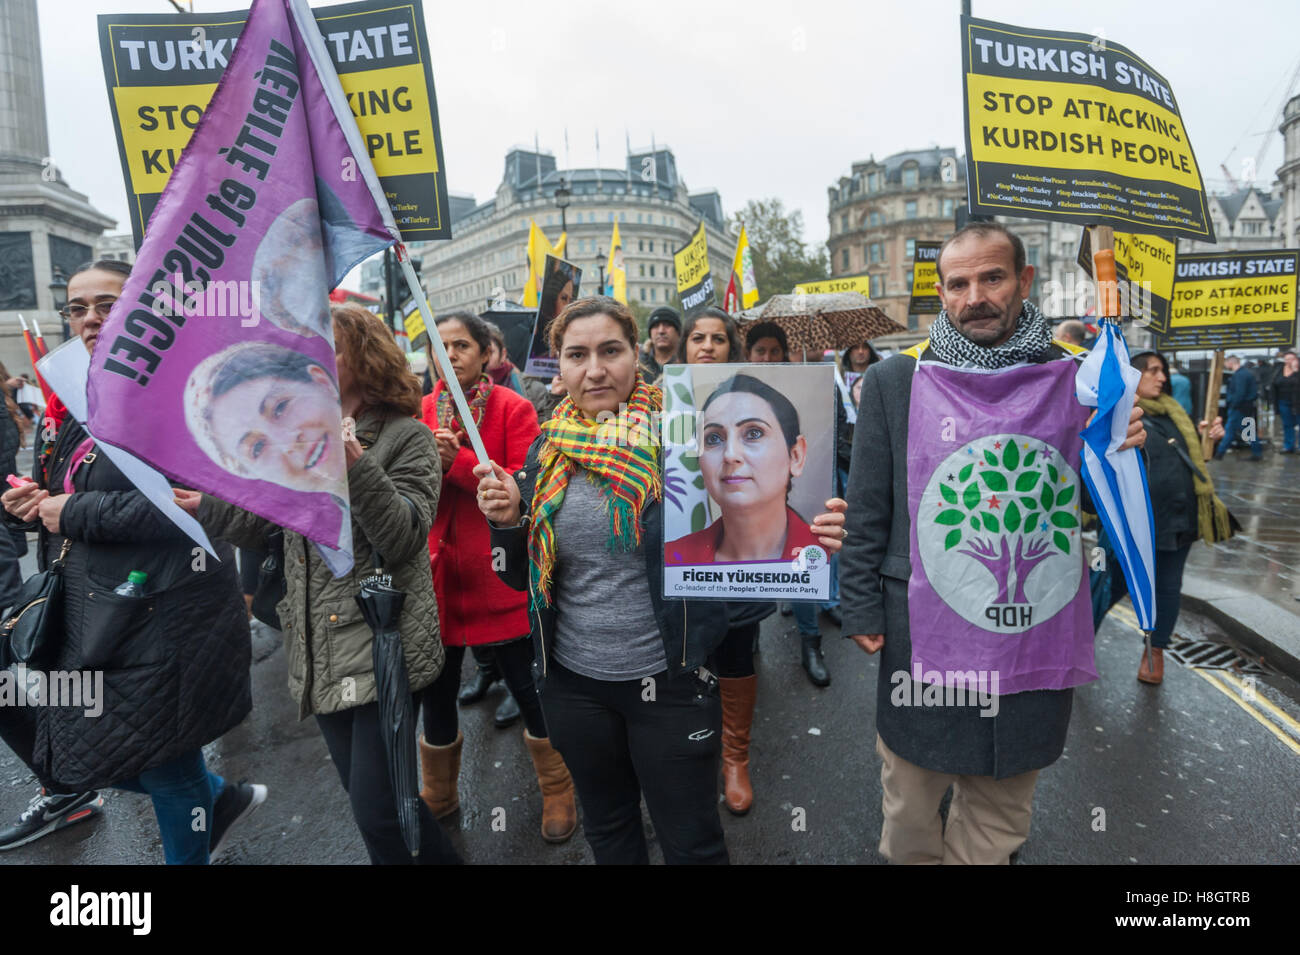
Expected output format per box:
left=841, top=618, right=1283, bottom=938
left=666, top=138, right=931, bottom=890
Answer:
left=199, top=411, right=444, bottom=719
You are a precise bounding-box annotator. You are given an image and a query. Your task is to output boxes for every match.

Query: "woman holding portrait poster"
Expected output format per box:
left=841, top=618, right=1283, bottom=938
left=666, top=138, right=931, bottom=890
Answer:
left=474, top=297, right=847, bottom=861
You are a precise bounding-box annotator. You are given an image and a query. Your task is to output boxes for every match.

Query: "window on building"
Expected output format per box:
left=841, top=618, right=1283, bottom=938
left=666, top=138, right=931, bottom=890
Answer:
left=869, top=211, right=881, bottom=228
left=640, top=287, right=647, bottom=301
left=905, top=200, right=917, bottom=219
left=906, top=269, right=914, bottom=288
left=867, top=172, right=879, bottom=192
left=639, top=263, right=646, bottom=277
left=908, top=312, right=918, bottom=332
left=649, top=264, right=656, bottom=277
left=546, top=215, right=555, bottom=226
left=905, top=239, right=915, bottom=258
left=609, top=212, right=615, bottom=222
left=942, top=198, right=955, bottom=218
left=841, top=248, right=850, bottom=271
left=637, top=213, right=644, bottom=223
left=869, top=242, right=882, bottom=264
left=902, top=164, right=918, bottom=189
left=870, top=275, right=885, bottom=297
left=639, top=239, right=645, bottom=252
left=841, top=214, right=849, bottom=232
left=650, top=288, right=657, bottom=301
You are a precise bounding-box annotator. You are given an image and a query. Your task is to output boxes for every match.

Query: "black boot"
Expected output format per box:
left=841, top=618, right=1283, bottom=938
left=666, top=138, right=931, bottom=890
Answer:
left=494, top=690, right=522, bottom=728
left=458, top=660, right=500, bottom=706
left=801, top=634, right=831, bottom=688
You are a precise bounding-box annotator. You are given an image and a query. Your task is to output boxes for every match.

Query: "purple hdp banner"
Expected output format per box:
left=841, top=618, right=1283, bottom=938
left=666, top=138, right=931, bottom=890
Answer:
left=906, top=358, right=1097, bottom=694
left=86, top=0, right=400, bottom=575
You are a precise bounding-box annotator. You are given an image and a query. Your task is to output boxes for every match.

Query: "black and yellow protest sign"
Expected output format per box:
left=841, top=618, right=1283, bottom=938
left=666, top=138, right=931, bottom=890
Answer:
left=793, top=274, right=871, bottom=296
left=99, top=0, right=449, bottom=247
left=1077, top=228, right=1175, bottom=332
left=908, top=241, right=942, bottom=314
left=674, top=222, right=715, bottom=318
left=1154, top=251, right=1298, bottom=351
left=961, top=16, right=1214, bottom=241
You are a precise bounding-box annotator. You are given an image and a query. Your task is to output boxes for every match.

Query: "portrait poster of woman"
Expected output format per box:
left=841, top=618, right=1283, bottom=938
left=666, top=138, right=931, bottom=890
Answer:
left=661, top=363, right=835, bottom=601
left=523, top=254, right=581, bottom=378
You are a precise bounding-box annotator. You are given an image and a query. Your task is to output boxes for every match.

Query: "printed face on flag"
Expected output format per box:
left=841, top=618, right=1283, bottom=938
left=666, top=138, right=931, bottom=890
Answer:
left=86, top=0, right=401, bottom=573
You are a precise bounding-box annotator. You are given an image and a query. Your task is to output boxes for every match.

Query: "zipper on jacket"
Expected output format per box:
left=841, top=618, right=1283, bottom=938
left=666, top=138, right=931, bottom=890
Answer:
left=527, top=576, right=547, bottom=677
left=682, top=601, right=688, bottom=667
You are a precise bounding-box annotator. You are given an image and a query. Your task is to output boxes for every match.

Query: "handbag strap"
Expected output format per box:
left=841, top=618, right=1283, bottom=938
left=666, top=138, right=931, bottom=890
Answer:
left=62, top=437, right=97, bottom=495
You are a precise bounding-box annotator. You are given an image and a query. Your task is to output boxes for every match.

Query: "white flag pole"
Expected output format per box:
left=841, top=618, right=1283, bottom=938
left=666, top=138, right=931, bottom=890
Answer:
left=395, top=245, right=489, bottom=467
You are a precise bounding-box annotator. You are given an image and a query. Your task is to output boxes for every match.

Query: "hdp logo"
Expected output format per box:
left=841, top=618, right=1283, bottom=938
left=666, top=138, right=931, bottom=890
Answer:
left=917, top=434, right=1081, bottom=633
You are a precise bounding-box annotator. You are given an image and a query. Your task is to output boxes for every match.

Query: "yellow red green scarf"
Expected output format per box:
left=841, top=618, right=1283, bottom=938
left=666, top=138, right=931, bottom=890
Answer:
left=529, top=380, right=662, bottom=607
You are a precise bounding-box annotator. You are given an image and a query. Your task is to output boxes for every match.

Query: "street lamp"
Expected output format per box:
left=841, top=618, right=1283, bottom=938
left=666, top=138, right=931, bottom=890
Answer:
left=595, top=247, right=606, bottom=296
left=49, top=268, right=69, bottom=342
left=553, top=175, right=571, bottom=238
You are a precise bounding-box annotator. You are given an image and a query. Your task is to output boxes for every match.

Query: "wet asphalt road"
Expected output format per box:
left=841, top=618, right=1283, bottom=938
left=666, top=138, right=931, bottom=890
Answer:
left=1, top=600, right=1297, bottom=866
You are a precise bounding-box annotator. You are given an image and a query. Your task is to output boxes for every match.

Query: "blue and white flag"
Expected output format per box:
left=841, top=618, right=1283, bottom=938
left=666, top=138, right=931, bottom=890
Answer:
left=1075, top=321, right=1157, bottom=631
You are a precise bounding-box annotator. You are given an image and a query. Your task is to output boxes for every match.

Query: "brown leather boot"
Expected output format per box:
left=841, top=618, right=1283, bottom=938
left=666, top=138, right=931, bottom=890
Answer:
left=418, top=731, right=462, bottom=819
left=1138, top=648, right=1164, bottom=685
left=524, top=730, right=578, bottom=843
left=720, top=675, right=758, bottom=815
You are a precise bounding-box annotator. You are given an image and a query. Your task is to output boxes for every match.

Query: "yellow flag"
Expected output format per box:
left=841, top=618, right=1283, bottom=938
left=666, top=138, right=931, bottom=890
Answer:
left=524, top=221, right=567, bottom=307
left=605, top=219, right=627, bottom=303
left=727, top=225, right=759, bottom=311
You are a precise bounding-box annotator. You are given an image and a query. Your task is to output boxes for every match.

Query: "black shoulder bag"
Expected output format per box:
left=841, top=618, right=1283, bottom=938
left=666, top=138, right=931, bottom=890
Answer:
left=0, top=539, right=71, bottom=669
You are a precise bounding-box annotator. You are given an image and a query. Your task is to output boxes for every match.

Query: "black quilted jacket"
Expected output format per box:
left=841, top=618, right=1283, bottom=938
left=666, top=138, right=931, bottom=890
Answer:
left=4, top=416, right=251, bottom=790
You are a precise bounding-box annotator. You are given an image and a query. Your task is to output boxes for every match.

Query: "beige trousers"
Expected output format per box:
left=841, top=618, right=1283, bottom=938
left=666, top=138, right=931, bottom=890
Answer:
left=876, top=734, right=1040, bottom=865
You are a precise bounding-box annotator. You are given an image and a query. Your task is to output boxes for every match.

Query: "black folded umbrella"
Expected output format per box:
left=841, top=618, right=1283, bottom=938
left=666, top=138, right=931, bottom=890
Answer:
left=355, top=568, right=421, bottom=857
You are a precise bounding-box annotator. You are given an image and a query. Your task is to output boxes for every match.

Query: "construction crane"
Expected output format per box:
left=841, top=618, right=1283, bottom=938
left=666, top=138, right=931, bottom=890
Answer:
left=1220, top=56, right=1300, bottom=191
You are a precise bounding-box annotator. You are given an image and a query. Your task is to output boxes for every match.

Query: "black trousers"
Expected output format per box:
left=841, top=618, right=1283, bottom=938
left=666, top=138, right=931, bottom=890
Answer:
left=315, top=698, right=462, bottom=865
left=540, top=662, right=728, bottom=865
left=710, top=623, right=758, bottom=678
left=421, top=638, right=547, bottom=744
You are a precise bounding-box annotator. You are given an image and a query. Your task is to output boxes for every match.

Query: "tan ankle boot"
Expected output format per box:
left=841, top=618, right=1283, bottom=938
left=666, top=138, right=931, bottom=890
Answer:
left=720, top=675, right=758, bottom=815
left=1138, top=648, right=1164, bottom=685
left=418, top=731, right=462, bottom=819
left=524, top=730, right=578, bottom=843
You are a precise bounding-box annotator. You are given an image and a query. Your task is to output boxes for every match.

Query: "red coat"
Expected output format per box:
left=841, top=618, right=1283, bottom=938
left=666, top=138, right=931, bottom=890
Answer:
left=423, top=382, right=540, bottom=646
left=665, top=505, right=819, bottom=565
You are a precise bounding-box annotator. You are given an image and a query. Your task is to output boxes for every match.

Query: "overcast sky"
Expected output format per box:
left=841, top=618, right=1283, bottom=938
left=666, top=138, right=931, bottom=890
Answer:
left=37, top=0, right=1300, bottom=253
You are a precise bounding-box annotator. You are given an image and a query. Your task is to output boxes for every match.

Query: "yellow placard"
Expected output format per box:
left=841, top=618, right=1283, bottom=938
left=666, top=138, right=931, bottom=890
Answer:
left=674, top=224, right=710, bottom=293
left=112, top=84, right=218, bottom=194
left=339, top=63, right=438, bottom=179
left=1170, top=274, right=1297, bottom=327
left=1112, top=231, right=1175, bottom=299
left=967, top=74, right=1199, bottom=192
left=794, top=275, right=872, bottom=296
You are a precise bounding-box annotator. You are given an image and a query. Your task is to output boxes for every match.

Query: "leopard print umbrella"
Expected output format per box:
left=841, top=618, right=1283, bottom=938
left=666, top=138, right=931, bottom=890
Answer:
left=737, top=292, right=905, bottom=353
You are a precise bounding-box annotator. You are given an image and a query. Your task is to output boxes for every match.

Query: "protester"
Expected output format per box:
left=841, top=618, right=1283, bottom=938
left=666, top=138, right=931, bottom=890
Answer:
left=1214, top=355, right=1262, bottom=461
left=676, top=306, right=742, bottom=367
left=1272, top=351, right=1299, bottom=453
left=841, top=340, right=881, bottom=375
left=841, top=223, right=1146, bottom=864
left=640, top=306, right=682, bottom=381
left=474, top=296, right=848, bottom=855
left=1168, top=359, right=1193, bottom=417
left=0, top=259, right=260, bottom=864
left=744, top=322, right=789, bottom=364
left=1093, top=351, right=1230, bottom=684
left=419, top=310, right=576, bottom=843
left=179, top=304, right=460, bottom=865
left=0, top=385, right=23, bottom=610
left=1055, top=319, right=1087, bottom=348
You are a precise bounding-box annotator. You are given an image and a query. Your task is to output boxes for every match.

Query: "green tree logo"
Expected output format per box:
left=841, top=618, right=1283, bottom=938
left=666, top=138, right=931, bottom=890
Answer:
left=930, top=435, right=1080, bottom=605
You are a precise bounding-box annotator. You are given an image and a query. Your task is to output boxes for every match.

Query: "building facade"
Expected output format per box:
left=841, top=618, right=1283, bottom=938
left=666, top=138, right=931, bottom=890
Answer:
left=375, top=145, right=735, bottom=318
left=0, top=0, right=114, bottom=370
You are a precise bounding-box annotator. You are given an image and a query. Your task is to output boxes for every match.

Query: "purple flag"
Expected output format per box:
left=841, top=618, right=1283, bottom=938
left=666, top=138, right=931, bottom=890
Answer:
left=906, top=358, right=1096, bottom=694
left=86, top=0, right=401, bottom=575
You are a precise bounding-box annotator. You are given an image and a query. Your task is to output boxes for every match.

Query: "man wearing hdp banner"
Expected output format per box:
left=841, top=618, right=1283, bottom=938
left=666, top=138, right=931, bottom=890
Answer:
left=840, top=223, right=1146, bottom=864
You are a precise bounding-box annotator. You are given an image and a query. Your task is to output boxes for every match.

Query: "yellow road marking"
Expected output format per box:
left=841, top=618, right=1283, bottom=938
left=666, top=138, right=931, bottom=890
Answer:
left=1106, top=603, right=1300, bottom=755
